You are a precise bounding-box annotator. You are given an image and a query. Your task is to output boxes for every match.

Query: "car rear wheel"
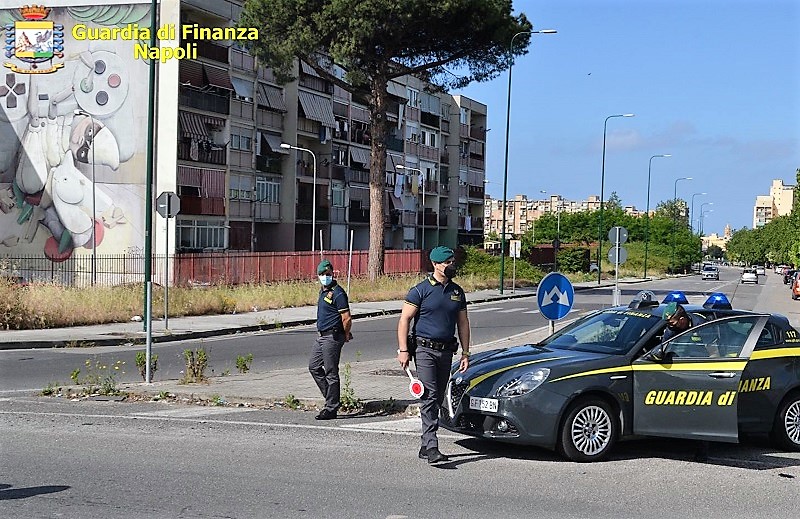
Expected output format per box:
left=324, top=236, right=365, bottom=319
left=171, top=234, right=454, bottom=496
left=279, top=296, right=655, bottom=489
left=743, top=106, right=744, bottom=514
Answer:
left=558, top=398, right=617, bottom=462
left=771, top=393, right=800, bottom=451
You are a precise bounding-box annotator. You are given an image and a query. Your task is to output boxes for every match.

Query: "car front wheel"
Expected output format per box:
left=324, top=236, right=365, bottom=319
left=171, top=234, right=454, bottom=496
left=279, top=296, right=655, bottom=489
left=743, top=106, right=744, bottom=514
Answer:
left=772, top=393, right=800, bottom=451
left=558, top=398, right=617, bottom=462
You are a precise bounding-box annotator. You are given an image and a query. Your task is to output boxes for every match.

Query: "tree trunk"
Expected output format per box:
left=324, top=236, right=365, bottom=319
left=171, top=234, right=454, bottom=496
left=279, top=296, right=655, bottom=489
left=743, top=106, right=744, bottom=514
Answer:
left=367, top=77, right=390, bottom=281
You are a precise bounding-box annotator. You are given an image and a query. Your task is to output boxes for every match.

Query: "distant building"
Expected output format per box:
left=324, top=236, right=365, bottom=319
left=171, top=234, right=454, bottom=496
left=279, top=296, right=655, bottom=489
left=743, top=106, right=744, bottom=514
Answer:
left=753, top=179, right=795, bottom=228
left=702, top=224, right=732, bottom=252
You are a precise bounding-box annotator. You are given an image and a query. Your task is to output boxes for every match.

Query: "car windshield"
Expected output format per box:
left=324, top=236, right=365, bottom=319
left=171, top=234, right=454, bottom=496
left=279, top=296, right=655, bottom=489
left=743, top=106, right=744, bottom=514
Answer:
left=540, top=309, right=662, bottom=355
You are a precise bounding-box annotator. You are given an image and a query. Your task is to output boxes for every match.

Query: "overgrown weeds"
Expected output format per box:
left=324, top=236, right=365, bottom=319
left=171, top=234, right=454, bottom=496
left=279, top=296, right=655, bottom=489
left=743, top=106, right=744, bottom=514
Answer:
left=135, top=351, right=158, bottom=381
left=70, top=357, right=125, bottom=395
left=180, top=347, right=208, bottom=383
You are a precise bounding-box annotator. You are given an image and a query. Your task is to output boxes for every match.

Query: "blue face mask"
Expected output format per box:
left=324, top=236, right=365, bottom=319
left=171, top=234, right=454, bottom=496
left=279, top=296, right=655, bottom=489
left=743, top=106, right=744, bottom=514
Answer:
left=319, top=275, right=333, bottom=286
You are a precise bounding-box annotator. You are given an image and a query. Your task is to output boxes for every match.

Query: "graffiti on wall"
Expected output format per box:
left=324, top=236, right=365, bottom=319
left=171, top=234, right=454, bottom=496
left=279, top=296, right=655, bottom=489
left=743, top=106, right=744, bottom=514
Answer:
left=0, top=3, right=151, bottom=262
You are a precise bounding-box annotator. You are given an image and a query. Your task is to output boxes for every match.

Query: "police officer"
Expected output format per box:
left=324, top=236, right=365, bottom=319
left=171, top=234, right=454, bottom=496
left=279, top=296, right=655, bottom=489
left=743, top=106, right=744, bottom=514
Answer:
left=310, top=259, right=352, bottom=420
left=397, top=246, right=470, bottom=464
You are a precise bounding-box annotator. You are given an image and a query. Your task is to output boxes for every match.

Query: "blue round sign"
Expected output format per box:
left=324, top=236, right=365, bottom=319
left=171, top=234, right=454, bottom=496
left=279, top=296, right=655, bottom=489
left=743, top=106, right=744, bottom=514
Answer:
left=537, top=272, right=575, bottom=320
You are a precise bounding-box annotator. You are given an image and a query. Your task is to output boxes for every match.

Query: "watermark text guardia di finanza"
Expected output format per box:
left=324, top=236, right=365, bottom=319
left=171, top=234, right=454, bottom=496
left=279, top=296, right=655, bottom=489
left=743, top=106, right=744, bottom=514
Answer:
left=71, top=23, right=258, bottom=63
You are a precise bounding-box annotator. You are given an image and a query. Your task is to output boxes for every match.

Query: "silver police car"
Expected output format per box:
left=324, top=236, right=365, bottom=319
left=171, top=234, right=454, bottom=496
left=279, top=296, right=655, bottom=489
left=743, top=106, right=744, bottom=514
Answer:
left=441, top=292, right=800, bottom=462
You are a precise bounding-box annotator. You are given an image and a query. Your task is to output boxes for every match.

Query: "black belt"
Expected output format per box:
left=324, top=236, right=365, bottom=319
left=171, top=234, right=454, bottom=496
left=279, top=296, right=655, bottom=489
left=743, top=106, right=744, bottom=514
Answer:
left=319, top=328, right=343, bottom=336
left=415, top=337, right=456, bottom=351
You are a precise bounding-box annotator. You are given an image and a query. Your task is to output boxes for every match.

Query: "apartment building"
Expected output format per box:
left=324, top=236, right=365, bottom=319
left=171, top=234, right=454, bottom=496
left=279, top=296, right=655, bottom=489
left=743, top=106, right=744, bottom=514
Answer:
left=0, top=0, right=485, bottom=264
left=174, top=0, right=486, bottom=253
left=753, top=179, right=795, bottom=229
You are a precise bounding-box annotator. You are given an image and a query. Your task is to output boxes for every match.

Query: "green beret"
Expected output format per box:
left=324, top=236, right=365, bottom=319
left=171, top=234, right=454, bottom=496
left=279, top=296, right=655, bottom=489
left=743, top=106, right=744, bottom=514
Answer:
left=662, top=302, right=678, bottom=320
left=317, top=259, right=333, bottom=274
left=429, top=246, right=454, bottom=263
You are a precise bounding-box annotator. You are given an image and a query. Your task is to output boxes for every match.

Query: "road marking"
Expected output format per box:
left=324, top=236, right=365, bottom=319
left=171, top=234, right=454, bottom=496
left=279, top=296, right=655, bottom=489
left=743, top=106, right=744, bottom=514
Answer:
left=339, top=417, right=423, bottom=433
left=522, top=310, right=540, bottom=314
left=496, top=308, right=527, bottom=313
left=468, top=307, right=501, bottom=313
left=132, top=407, right=261, bottom=418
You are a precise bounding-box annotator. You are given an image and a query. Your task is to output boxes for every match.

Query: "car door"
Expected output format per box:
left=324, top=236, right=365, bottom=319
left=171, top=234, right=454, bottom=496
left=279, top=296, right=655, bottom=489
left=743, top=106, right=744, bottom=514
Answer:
left=632, top=315, right=767, bottom=442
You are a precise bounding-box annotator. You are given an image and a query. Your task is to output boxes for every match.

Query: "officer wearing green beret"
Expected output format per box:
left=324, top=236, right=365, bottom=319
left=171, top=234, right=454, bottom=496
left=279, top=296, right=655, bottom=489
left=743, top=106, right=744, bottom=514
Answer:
left=310, top=258, right=352, bottom=420
left=397, top=246, right=471, bottom=463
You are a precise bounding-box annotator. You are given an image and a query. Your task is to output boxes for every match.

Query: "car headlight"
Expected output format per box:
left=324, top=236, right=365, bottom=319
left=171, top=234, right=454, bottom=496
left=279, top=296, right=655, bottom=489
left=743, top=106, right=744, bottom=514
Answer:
left=496, top=368, right=550, bottom=398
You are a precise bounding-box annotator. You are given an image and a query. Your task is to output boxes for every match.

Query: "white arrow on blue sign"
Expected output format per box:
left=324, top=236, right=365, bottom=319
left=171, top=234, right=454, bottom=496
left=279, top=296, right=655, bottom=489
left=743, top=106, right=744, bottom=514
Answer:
left=537, top=272, right=575, bottom=321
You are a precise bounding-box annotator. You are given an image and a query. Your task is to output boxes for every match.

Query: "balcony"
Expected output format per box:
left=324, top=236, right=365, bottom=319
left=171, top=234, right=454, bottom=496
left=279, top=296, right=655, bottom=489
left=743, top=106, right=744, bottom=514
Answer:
left=468, top=185, right=485, bottom=199
left=439, top=213, right=448, bottom=227
left=256, top=155, right=282, bottom=174
left=417, top=212, right=438, bottom=227
left=386, top=136, right=404, bottom=153
left=349, top=207, right=370, bottom=223
left=469, top=126, right=487, bottom=141
left=178, top=88, right=229, bottom=115
left=196, top=40, right=229, bottom=63
left=177, top=141, right=227, bottom=165
left=297, top=205, right=329, bottom=221
left=254, top=202, right=280, bottom=221
left=330, top=206, right=347, bottom=224
left=347, top=168, right=370, bottom=184
left=180, top=195, right=225, bottom=216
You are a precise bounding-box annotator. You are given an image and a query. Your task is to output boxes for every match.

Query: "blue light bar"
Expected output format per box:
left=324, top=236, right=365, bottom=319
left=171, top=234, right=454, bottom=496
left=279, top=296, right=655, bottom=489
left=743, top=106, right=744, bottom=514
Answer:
left=662, top=291, right=689, bottom=304
left=703, top=292, right=732, bottom=310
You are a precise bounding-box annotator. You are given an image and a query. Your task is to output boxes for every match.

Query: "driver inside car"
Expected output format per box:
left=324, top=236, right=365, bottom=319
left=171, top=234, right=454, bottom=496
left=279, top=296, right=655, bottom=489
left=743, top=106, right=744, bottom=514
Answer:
left=661, top=302, right=720, bottom=357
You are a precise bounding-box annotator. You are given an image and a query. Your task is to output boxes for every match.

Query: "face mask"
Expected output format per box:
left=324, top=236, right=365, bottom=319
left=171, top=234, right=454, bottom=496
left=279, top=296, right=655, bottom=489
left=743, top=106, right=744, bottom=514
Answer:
left=444, top=264, right=457, bottom=279
left=319, top=275, right=332, bottom=286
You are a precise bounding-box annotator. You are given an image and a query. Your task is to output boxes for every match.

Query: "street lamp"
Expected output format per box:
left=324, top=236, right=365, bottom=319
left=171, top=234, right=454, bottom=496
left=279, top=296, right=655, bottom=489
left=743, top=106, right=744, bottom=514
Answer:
left=499, top=28, right=556, bottom=294
left=643, top=154, right=670, bottom=279
left=700, top=203, right=714, bottom=235
left=396, top=164, right=425, bottom=252
left=597, top=113, right=635, bottom=284
left=690, top=192, right=707, bottom=234
left=74, top=109, right=97, bottom=285
left=281, top=143, right=317, bottom=252
left=670, top=176, right=692, bottom=273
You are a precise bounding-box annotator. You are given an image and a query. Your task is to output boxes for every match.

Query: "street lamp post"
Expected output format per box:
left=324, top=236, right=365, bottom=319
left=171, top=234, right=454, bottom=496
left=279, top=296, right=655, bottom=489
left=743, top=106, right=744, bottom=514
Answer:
left=396, top=164, right=425, bottom=252
left=281, top=143, right=317, bottom=252
left=499, top=28, right=556, bottom=294
left=643, top=154, right=670, bottom=279
left=74, top=109, right=97, bottom=285
left=670, top=176, right=692, bottom=273
left=690, top=192, right=707, bottom=234
left=597, top=113, right=635, bottom=283
left=700, top=203, right=713, bottom=235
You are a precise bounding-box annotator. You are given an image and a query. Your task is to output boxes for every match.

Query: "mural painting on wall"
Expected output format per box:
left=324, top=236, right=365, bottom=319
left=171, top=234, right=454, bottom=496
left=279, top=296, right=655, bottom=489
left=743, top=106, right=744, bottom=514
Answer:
left=0, top=3, right=151, bottom=262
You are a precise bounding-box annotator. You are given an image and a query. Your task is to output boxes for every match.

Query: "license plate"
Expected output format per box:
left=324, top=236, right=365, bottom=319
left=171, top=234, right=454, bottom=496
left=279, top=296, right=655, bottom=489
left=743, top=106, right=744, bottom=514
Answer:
left=469, top=396, right=498, bottom=413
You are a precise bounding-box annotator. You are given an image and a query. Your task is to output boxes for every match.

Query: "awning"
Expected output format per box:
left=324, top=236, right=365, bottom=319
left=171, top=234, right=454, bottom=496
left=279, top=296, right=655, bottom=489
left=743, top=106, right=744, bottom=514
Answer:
left=386, top=154, right=401, bottom=173
left=179, top=60, right=205, bottom=87
left=298, top=90, right=336, bottom=127
left=230, top=76, right=254, bottom=99
left=386, top=81, right=406, bottom=99
left=300, top=60, right=320, bottom=77
left=261, top=133, right=289, bottom=154
left=257, top=83, right=287, bottom=112
left=389, top=193, right=403, bottom=210
left=349, top=147, right=370, bottom=167
left=203, top=64, right=233, bottom=90
left=179, top=111, right=209, bottom=139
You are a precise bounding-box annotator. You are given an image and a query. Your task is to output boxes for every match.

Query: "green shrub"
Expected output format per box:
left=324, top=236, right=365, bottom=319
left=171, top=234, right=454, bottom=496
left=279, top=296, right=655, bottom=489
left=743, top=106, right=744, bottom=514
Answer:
left=135, top=351, right=159, bottom=381
left=236, top=353, right=254, bottom=374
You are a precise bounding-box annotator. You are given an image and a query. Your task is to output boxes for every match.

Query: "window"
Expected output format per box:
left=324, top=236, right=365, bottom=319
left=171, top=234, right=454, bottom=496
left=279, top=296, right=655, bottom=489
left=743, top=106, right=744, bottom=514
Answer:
left=406, top=87, right=419, bottom=107
left=255, top=176, right=280, bottom=203
left=460, top=107, right=469, bottom=125
left=665, top=316, right=760, bottom=359
left=230, top=174, right=253, bottom=200
left=177, top=219, right=226, bottom=250
left=332, top=183, right=344, bottom=207
left=231, top=128, right=253, bottom=151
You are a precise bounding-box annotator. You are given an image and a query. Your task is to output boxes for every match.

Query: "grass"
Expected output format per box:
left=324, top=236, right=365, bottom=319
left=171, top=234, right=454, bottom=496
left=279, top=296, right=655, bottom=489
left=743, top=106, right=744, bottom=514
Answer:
left=1, top=245, right=673, bottom=330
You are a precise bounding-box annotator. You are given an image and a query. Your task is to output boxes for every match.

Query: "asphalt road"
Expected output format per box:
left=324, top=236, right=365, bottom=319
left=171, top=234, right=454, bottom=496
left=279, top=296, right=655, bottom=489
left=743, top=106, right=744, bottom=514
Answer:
left=0, top=266, right=789, bottom=394
left=1, top=396, right=799, bottom=519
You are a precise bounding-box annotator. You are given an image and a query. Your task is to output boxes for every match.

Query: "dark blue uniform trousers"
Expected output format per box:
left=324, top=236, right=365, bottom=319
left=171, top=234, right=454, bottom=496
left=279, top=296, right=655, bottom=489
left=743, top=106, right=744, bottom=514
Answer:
left=415, top=346, right=454, bottom=450
left=309, top=333, right=345, bottom=412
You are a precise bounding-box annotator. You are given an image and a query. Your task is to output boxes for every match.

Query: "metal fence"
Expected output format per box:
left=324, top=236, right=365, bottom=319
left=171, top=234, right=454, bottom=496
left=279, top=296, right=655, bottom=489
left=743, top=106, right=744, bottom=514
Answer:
left=1, top=250, right=427, bottom=288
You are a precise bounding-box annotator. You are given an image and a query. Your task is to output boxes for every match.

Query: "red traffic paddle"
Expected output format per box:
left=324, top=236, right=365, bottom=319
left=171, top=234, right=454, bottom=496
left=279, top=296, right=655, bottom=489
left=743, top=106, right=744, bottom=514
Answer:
left=405, top=367, right=425, bottom=398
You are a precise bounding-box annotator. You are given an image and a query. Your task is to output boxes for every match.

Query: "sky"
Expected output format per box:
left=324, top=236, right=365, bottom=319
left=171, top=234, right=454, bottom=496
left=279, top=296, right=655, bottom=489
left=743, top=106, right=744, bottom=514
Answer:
left=458, top=0, right=800, bottom=236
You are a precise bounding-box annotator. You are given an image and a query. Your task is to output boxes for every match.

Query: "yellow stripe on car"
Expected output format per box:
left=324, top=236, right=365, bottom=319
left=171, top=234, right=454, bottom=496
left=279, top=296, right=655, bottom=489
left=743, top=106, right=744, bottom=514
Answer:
left=549, top=361, right=747, bottom=383
left=468, top=357, right=569, bottom=389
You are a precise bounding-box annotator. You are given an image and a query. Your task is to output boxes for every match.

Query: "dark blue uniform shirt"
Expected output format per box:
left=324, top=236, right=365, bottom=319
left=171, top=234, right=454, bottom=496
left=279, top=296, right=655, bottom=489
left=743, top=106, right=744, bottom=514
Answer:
left=404, top=275, right=467, bottom=341
left=317, top=281, right=350, bottom=332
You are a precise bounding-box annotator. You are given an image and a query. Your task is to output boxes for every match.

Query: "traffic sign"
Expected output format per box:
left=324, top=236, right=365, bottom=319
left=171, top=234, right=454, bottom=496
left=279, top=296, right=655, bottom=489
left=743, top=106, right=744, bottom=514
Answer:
left=156, top=191, right=180, bottom=219
left=405, top=367, right=425, bottom=398
left=537, top=272, right=575, bottom=321
left=509, top=239, right=521, bottom=259
left=608, top=226, right=628, bottom=244
left=608, top=245, right=628, bottom=264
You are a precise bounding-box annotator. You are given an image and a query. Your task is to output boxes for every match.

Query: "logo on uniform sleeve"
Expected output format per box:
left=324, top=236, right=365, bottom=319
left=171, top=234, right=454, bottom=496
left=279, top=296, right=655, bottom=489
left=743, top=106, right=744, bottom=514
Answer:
left=3, top=5, right=65, bottom=74
left=450, top=289, right=461, bottom=301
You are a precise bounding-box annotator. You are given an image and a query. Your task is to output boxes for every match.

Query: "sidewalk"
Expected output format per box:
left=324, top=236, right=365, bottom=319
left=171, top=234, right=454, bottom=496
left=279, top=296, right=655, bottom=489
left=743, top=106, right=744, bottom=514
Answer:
left=3, top=278, right=649, bottom=412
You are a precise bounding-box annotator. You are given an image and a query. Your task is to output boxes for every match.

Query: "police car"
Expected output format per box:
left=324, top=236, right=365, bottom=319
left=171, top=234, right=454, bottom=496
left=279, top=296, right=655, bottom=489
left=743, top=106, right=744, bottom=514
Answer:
left=441, top=291, right=800, bottom=462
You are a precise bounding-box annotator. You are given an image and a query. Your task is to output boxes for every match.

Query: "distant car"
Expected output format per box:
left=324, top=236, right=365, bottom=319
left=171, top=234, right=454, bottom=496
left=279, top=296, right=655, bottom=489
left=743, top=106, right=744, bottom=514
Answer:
left=755, top=266, right=766, bottom=276
left=701, top=265, right=719, bottom=280
left=792, top=273, right=800, bottom=300
left=741, top=268, right=758, bottom=284
left=589, top=262, right=599, bottom=273
left=784, top=269, right=797, bottom=285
